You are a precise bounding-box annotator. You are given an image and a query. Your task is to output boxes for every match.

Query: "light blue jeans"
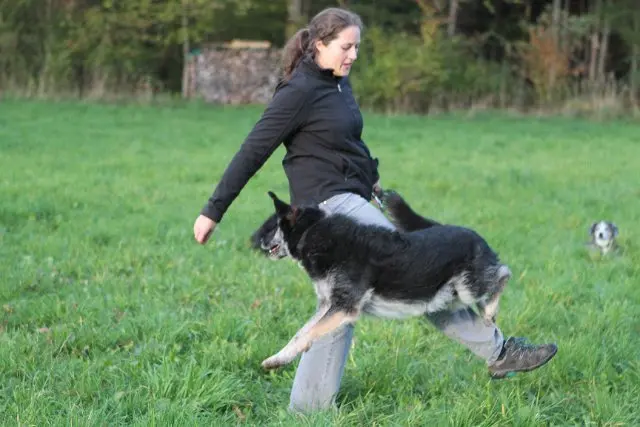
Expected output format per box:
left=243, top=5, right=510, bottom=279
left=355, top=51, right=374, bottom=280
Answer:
left=288, top=192, right=505, bottom=413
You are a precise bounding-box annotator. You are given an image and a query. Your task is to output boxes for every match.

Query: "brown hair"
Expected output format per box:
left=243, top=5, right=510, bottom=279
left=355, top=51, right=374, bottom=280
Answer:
left=281, top=7, right=363, bottom=80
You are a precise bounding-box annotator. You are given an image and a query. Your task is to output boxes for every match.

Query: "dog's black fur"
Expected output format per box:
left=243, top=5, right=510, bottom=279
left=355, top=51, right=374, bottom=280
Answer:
left=250, top=212, right=278, bottom=252
left=258, top=189, right=511, bottom=370
left=250, top=189, right=440, bottom=257
left=380, top=189, right=442, bottom=231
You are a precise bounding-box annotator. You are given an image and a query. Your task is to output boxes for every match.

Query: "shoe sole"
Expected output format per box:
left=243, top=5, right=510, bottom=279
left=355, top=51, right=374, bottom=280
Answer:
left=489, top=344, right=558, bottom=380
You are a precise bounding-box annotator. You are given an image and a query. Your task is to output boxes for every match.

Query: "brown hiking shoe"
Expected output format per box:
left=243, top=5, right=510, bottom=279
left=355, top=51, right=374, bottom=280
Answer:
left=488, top=337, right=558, bottom=379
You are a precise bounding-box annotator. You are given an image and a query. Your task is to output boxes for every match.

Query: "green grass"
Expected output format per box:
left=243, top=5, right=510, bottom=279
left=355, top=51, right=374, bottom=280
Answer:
left=1, top=98, right=639, bottom=426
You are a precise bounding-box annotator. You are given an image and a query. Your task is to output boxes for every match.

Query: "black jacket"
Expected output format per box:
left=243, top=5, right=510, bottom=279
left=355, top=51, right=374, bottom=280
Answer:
left=201, top=55, right=380, bottom=222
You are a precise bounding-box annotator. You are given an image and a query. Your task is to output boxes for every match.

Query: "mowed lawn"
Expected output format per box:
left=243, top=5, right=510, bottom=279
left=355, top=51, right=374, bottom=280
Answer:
left=1, top=98, right=639, bottom=426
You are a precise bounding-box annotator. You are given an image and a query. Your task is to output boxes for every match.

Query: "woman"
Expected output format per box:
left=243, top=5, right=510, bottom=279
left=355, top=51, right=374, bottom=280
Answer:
left=193, top=7, right=557, bottom=413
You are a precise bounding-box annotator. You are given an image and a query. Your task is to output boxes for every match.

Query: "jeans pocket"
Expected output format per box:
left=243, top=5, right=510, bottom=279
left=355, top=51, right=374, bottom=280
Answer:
left=319, top=193, right=353, bottom=215
left=321, top=193, right=370, bottom=217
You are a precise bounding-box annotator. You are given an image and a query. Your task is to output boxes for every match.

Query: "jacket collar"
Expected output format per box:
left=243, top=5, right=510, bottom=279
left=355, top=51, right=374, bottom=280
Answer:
left=299, top=54, right=344, bottom=84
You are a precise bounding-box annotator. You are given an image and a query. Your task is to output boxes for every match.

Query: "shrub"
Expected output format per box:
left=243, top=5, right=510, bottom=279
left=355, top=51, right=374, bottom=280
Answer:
left=350, top=26, right=522, bottom=114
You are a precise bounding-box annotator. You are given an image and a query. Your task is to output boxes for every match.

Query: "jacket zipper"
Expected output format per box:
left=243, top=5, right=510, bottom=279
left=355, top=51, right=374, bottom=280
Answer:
left=336, top=83, right=349, bottom=181
left=336, top=81, right=376, bottom=187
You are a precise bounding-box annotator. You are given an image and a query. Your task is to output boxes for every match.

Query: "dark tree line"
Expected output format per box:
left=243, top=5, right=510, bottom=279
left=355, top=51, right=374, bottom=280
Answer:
left=1, top=0, right=638, bottom=113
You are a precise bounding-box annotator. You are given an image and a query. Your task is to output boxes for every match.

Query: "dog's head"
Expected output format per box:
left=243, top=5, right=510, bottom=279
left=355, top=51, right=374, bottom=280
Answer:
left=250, top=212, right=287, bottom=260
left=264, top=191, right=326, bottom=260
left=589, top=220, right=618, bottom=250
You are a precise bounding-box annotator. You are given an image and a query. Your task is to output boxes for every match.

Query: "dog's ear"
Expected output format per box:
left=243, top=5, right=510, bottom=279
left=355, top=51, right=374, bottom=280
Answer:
left=268, top=191, right=291, bottom=217
left=609, top=222, right=619, bottom=237
left=589, top=221, right=598, bottom=236
left=268, top=191, right=301, bottom=226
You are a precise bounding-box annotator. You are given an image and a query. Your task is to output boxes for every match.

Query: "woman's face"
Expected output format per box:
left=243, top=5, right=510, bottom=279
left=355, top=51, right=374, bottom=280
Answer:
left=315, top=25, right=360, bottom=77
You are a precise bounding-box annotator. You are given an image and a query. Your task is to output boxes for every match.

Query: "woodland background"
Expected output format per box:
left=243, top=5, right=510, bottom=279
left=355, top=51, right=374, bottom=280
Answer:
left=1, top=0, right=639, bottom=115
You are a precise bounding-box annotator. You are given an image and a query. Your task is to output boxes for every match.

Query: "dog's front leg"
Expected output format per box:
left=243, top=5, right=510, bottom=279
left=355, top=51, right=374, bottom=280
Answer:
left=261, top=306, right=359, bottom=370
left=261, top=304, right=330, bottom=370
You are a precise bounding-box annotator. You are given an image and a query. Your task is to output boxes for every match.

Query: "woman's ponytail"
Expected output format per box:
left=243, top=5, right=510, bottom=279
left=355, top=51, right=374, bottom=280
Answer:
left=281, top=28, right=310, bottom=81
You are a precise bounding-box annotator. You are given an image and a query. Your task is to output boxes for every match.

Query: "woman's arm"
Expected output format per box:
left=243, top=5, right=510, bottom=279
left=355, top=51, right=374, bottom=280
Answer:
left=200, top=81, right=311, bottom=223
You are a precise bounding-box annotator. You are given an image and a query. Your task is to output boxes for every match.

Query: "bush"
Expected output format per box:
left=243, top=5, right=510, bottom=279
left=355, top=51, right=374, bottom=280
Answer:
left=350, top=26, right=524, bottom=114
left=349, top=26, right=442, bottom=113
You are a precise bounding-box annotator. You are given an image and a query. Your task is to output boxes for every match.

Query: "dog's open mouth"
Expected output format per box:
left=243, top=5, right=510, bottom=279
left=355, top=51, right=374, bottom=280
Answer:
left=268, top=244, right=280, bottom=256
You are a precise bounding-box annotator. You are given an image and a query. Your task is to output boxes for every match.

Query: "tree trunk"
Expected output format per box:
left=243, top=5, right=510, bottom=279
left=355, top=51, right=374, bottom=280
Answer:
left=560, top=0, right=570, bottom=51
left=181, top=0, right=190, bottom=99
left=447, top=0, right=459, bottom=37
left=597, top=2, right=610, bottom=86
left=38, top=0, right=53, bottom=96
left=551, top=0, right=561, bottom=47
left=588, top=0, right=602, bottom=86
left=632, top=45, right=638, bottom=105
left=548, top=0, right=562, bottom=99
left=286, top=0, right=304, bottom=40
left=632, top=9, right=640, bottom=106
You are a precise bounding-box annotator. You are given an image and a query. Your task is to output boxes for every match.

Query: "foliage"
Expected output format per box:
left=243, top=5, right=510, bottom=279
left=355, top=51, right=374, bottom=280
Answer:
left=350, top=26, right=443, bottom=113
left=512, top=4, right=597, bottom=105
left=350, top=25, right=520, bottom=113
left=348, top=0, right=423, bottom=34
left=515, top=21, right=573, bottom=104
left=0, top=0, right=638, bottom=112
left=0, top=0, right=286, bottom=95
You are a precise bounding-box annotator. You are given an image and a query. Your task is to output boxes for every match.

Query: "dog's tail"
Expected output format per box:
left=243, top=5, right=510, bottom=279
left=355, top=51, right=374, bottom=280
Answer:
left=379, top=189, right=441, bottom=232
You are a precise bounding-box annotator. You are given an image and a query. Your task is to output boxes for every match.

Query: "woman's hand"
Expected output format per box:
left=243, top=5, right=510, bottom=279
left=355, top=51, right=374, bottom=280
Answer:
left=193, top=214, right=217, bottom=244
left=372, top=180, right=384, bottom=209
left=373, top=179, right=382, bottom=196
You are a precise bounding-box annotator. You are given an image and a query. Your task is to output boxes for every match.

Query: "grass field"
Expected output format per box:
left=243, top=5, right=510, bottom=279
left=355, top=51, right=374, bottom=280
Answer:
left=1, top=98, right=639, bottom=426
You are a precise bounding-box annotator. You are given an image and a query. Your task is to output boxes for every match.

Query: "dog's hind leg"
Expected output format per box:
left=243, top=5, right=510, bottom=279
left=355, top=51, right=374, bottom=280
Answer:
left=261, top=306, right=359, bottom=370
left=478, top=265, right=511, bottom=326
left=478, top=295, right=501, bottom=326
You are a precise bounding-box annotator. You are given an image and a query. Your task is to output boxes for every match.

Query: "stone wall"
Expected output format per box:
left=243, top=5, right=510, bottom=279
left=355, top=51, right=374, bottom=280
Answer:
left=188, top=41, right=284, bottom=105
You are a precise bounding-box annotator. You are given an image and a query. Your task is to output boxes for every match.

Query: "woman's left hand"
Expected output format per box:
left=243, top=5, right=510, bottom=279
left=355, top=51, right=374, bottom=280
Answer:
left=373, top=180, right=382, bottom=195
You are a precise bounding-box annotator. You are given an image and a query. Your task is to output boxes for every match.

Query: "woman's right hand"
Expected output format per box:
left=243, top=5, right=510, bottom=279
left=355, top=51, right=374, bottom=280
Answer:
left=193, top=214, right=217, bottom=244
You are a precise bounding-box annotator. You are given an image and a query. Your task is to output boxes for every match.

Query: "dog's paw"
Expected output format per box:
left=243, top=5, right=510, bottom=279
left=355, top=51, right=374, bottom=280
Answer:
left=482, top=315, right=496, bottom=327
left=261, top=350, right=299, bottom=370
left=261, top=355, right=288, bottom=370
